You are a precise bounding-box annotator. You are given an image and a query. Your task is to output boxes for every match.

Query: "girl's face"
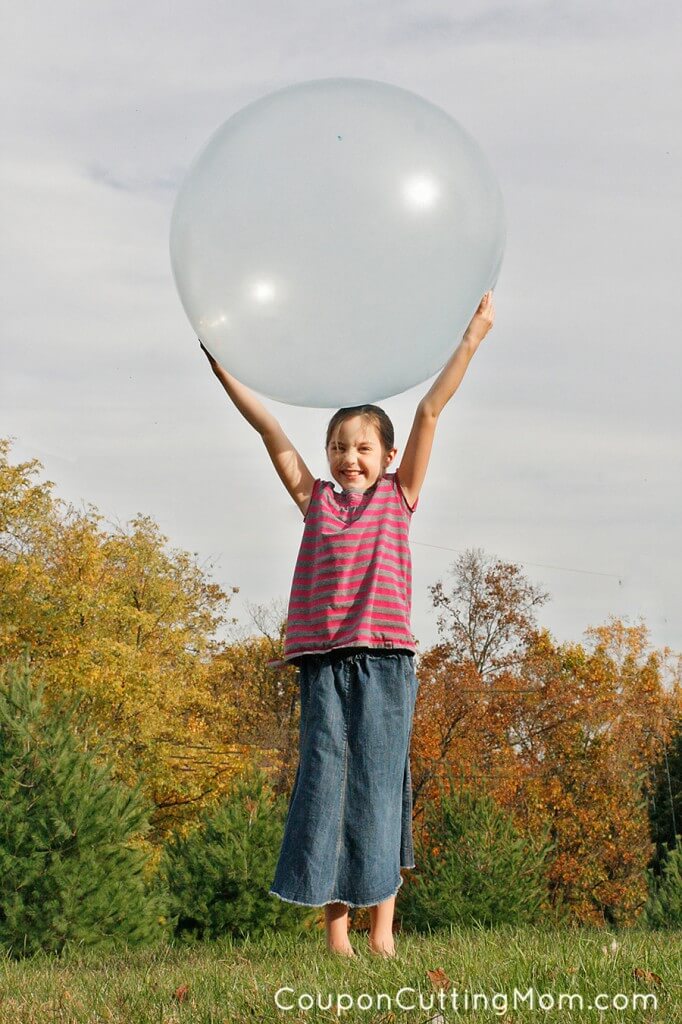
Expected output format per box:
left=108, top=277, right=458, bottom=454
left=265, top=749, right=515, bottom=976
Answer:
left=326, top=415, right=397, bottom=493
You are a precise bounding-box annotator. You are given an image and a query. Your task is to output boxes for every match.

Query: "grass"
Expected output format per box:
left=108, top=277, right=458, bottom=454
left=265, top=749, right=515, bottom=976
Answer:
left=0, top=924, right=680, bottom=1023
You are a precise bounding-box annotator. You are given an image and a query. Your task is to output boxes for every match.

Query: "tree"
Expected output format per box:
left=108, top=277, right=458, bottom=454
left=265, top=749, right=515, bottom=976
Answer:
left=645, top=841, right=682, bottom=929
left=0, top=654, right=166, bottom=958
left=413, top=548, right=549, bottom=805
left=412, top=548, right=678, bottom=925
left=208, top=600, right=301, bottom=796
left=399, top=768, right=555, bottom=932
left=427, top=547, right=550, bottom=678
left=159, top=767, right=316, bottom=941
left=645, top=717, right=682, bottom=875
left=0, top=437, right=245, bottom=844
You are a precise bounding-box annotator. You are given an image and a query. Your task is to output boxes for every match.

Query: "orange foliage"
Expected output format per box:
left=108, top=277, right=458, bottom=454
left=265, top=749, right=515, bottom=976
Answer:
left=412, top=550, right=680, bottom=926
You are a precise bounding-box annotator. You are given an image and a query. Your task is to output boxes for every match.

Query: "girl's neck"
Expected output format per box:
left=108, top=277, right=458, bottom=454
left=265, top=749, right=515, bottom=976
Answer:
left=339, top=476, right=381, bottom=497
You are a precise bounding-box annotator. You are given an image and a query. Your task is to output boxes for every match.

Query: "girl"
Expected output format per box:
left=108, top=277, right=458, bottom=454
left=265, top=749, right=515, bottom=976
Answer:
left=200, top=291, right=495, bottom=957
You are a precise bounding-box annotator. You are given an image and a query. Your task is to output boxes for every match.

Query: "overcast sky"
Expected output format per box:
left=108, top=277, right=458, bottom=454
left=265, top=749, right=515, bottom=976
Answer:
left=1, top=0, right=680, bottom=660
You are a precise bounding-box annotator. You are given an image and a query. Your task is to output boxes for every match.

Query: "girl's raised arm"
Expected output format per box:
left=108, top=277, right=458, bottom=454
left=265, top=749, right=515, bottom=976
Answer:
left=397, top=292, right=495, bottom=509
left=200, top=341, right=315, bottom=516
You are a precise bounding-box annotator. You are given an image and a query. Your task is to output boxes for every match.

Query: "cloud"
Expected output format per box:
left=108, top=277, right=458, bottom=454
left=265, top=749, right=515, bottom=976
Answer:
left=86, top=163, right=180, bottom=195
left=1, top=0, right=680, bottom=654
left=385, top=0, right=667, bottom=46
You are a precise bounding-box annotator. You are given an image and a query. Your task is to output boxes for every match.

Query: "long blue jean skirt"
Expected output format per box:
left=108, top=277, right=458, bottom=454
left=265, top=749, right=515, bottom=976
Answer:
left=269, top=647, right=419, bottom=908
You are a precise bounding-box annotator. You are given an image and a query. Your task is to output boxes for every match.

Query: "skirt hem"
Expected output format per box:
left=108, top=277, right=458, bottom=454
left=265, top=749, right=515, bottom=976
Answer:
left=269, top=872, right=407, bottom=909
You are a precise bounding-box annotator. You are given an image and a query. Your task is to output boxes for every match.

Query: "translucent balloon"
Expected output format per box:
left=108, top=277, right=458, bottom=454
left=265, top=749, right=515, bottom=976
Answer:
left=170, top=77, right=505, bottom=407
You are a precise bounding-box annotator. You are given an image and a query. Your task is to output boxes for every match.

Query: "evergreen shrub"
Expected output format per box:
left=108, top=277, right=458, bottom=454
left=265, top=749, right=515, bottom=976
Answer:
left=398, top=768, right=554, bottom=932
left=158, top=767, right=317, bottom=941
left=645, top=839, right=682, bottom=928
left=0, top=654, right=167, bottom=959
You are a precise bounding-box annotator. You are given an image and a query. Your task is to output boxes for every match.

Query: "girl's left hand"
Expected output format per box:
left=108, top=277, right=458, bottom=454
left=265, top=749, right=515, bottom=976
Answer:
left=199, top=338, right=220, bottom=372
left=463, top=291, right=495, bottom=345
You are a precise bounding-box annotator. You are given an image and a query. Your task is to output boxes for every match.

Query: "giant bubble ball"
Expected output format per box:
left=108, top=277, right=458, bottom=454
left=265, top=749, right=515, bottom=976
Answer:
left=170, top=77, right=505, bottom=408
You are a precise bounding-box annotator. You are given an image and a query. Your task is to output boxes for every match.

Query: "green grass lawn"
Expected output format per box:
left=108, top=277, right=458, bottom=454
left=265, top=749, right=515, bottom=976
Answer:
left=0, top=924, right=679, bottom=1023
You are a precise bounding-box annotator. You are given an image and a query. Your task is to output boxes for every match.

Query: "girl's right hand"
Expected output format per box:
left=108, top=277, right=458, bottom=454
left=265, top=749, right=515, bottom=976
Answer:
left=463, top=291, right=495, bottom=345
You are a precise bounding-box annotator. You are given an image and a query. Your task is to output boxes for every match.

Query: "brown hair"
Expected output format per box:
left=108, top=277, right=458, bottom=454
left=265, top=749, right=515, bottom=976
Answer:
left=325, top=405, right=395, bottom=453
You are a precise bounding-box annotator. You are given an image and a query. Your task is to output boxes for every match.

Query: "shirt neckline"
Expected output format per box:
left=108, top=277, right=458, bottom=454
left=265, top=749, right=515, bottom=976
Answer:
left=335, top=479, right=380, bottom=503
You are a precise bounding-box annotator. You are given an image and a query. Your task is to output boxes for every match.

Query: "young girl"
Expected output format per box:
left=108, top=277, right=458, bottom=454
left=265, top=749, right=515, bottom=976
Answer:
left=201, top=291, right=495, bottom=957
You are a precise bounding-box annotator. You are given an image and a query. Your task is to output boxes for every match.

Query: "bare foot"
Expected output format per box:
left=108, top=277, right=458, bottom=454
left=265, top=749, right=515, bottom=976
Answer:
left=368, top=935, right=396, bottom=958
left=327, top=941, right=356, bottom=957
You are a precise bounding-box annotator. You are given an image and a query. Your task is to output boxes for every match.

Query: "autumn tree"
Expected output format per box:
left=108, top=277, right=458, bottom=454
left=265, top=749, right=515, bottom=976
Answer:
left=412, top=547, right=549, bottom=805
left=0, top=437, right=247, bottom=845
left=412, top=548, right=678, bottom=925
left=428, top=546, right=550, bottom=677
left=209, top=600, right=301, bottom=795
left=512, top=624, right=678, bottom=925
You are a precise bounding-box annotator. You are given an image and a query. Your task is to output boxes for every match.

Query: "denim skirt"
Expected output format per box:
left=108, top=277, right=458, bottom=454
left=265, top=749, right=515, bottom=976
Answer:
left=269, top=647, right=419, bottom=908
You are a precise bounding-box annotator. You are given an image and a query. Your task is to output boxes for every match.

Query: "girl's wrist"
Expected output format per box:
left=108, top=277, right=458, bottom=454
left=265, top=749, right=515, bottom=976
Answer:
left=461, top=330, right=482, bottom=352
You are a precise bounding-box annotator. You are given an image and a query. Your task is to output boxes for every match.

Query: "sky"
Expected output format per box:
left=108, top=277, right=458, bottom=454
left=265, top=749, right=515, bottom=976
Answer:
left=1, top=0, right=680, bottom=661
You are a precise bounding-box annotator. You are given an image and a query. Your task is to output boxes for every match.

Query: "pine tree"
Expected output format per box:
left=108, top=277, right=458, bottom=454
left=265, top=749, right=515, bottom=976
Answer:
left=646, top=721, right=682, bottom=875
left=645, top=841, right=682, bottom=929
left=0, top=653, right=167, bottom=958
left=159, top=767, right=316, bottom=940
left=398, top=767, right=557, bottom=932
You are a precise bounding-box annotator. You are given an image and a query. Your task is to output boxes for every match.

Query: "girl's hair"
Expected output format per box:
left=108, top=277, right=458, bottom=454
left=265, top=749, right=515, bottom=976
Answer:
left=325, top=405, right=395, bottom=453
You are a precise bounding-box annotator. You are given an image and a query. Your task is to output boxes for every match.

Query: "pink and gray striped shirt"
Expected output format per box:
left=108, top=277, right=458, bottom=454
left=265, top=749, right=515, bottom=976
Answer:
left=283, top=470, right=418, bottom=662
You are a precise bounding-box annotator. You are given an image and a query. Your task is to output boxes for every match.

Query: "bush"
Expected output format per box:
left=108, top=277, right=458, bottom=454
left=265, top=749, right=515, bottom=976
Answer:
left=645, top=839, right=682, bottom=928
left=398, top=769, right=554, bottom=932
left=158, top=767, right=317, bottom=941
left=0, top=654, right=167, bottom=959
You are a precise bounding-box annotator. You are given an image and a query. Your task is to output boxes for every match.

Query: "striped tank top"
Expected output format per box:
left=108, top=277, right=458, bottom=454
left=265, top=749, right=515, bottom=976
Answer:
left=283, top=470, right=418, bottom=662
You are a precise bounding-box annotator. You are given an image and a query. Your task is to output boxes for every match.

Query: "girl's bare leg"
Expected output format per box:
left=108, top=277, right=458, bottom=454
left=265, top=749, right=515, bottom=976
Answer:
left=325, top=901, right=355, bottom=956
left=368, top=894, right=396, bottom=956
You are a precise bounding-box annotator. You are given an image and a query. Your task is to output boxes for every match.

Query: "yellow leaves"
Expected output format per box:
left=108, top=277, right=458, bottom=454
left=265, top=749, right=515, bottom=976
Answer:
left=585, top=616, right=651, bottom=666
left=0, top=436, right=246, bottom=842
